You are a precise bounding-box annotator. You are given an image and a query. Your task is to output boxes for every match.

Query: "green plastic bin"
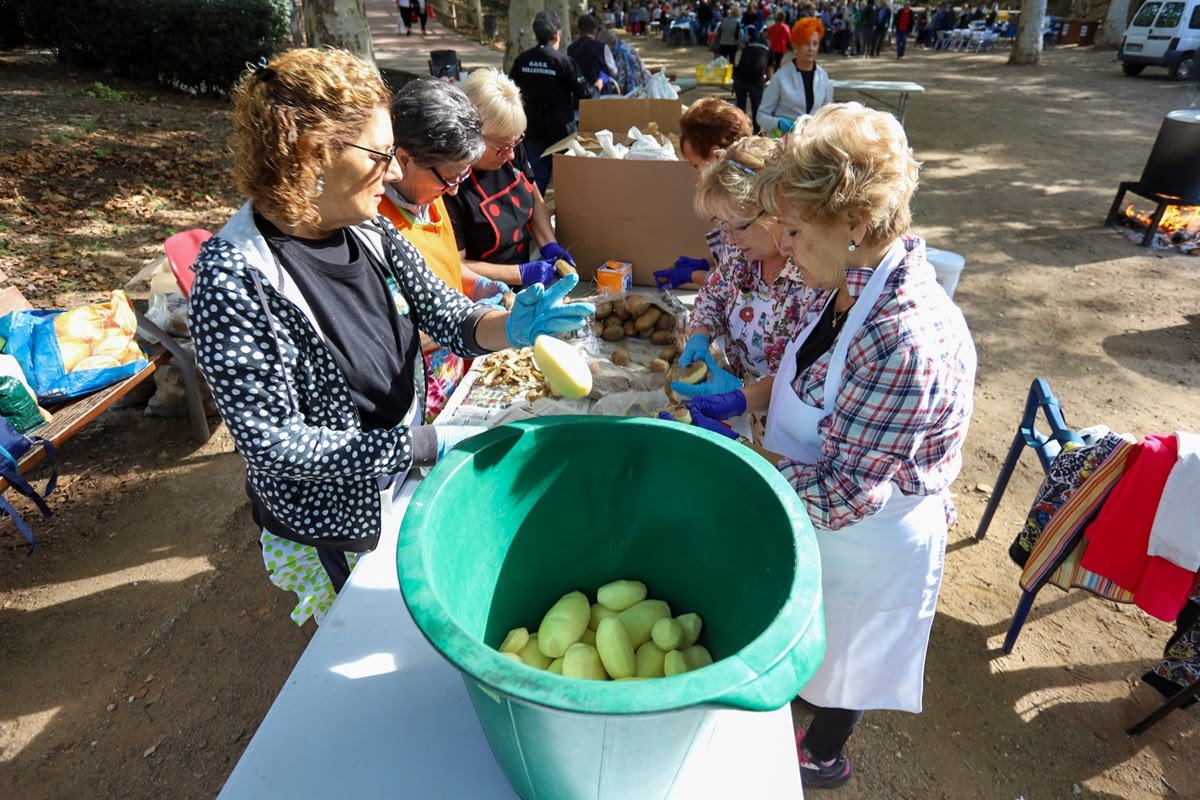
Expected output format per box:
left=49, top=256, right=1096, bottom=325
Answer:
left=397, top=416, right=824, bottom=800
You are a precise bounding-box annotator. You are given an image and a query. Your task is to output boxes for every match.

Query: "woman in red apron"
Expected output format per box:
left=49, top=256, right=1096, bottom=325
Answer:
left=688, top=103, right=978, bottom=789
left=443, top=68, right=576, bottom=290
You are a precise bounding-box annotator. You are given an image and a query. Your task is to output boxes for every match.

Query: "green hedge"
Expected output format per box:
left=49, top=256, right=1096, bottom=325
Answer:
left=2, top=0, right=290, bottom=94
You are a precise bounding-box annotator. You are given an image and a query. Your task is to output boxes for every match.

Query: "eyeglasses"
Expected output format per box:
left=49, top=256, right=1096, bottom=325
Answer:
left=484, top=133, right=525, bottom=156
left=717, top=210, right=765, bottom=237
left=345, top=142, right=398, bottom=166
left=429, top=164, right=473, bottom=189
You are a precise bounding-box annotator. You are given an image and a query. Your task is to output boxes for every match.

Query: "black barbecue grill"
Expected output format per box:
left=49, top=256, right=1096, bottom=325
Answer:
left=1105, top=109, right=1200, bottom=247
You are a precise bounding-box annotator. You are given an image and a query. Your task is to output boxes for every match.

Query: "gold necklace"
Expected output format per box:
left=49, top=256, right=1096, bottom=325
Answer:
left=830, top=292, right=854, bottom=328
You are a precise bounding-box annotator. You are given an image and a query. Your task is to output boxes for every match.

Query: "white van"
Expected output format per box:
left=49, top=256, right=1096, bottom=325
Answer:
left=1118, top=0, right=1200, bottom=80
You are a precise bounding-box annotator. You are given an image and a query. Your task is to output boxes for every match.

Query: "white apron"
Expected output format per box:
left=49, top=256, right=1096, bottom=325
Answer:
left=764, top=242, right=946, bottom=713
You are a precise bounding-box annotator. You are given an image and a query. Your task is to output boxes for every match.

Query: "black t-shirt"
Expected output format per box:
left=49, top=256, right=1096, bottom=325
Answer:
left=443, top=144, right=537, bottom=264
left=567, top=36, right=608, bottom=86
left=258, top=215, right=419, bottom=431
left=509, top=43, right=597, bottom=143
left=800, top=66, right=816, bottom=113
left=734, top=41, right=770, bottom=87
left=794, top=294, right=850, bottom=376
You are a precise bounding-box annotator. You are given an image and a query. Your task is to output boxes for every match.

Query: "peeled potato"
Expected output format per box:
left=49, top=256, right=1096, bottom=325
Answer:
left=678, top=362, right=708, bottom=384
left=617, top=599, right=672, bottom=648
left=537, top=590, right=591, bottom=658
left=532, top=336, right=593, bottom=400
left=595, top=617, right=636, bottom=679
left=562, top=642, right=608, bottom=680
left=597, top=579, right=648, bottom=611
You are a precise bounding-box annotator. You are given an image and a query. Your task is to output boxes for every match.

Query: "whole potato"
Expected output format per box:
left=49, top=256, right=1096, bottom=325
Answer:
left=611, top=348, right=631, bottom=366
left=622, top=319, right=637, bottom=337
left=624, top=294, right=650, bottom=316
left=655, top=312, right=675, bottom=331
left=602, top=325, right=625, bottom=342
left=650, top=330, right=674, bottom=346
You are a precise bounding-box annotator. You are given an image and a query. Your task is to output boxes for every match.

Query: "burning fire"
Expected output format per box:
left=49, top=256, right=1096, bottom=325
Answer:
left=1113, top=203, right=1200, bottom=253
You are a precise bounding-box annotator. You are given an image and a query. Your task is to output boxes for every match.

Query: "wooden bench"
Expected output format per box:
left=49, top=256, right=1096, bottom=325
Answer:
left=0, top=259, right=213, bottom=494
left=0, top=347, right=171, bottom=493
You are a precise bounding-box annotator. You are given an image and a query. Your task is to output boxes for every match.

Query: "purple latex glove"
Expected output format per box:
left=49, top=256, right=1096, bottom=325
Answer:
left=671, top=355, right=742, bottom=398
left=505, top=273, right=595, bottom=347
left=678, top=333, right=710, bottom=367
left=519, top=259, right=559, bottom=287
left=689, top=408, right=739, bottom=439
left=653, top=256, right=709, bottom=289
left=688, top=390, right=747, bottom=421
left=472, top=275, right=507, bottom=303
left=539, top=242, right=576, bottom=267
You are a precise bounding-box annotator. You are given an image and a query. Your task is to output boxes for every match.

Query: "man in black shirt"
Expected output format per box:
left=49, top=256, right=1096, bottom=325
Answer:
left=509, top=10, right=600, bottom=193
left=567, top=14, right=618, bottom=92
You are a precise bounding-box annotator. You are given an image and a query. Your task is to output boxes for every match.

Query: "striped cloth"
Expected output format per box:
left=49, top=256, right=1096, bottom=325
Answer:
left=1019, top=435, right=1138, bottom=599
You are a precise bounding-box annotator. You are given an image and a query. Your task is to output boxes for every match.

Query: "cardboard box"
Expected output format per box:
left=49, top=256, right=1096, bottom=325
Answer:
left=695, top=64, right=733, bottom=85
left=550, top=99, right=713, bottom=288
left=595, top=260, right=633, bottom=294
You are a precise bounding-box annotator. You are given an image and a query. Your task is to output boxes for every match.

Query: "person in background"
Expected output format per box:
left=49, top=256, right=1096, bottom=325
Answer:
left=871, top=0, right=892, bottom=56
left=395, top=0, right=410, bottom=35
left=597, top=28, right=653, bottom=94
left=567, top=14, right=619, bottom=94
left=412, top=0, right=429, bottom=35
left=732, top=28, right=771, bottom=132
left=654, top=98, right=753, bottom=290
left=690, top=103, right=977, bottom=789
left=444, top=68, right=576, bottom=289
left=510, top=10, right=601, bottom=193
left=757, top=17, right=833, bottom=135
left=765, top=12, right=792, bottom=74
left=894, top=0, right=914, bottom=57
left=189, top=49, right=593, bottom=627
left=716, top=5, right=742, bottom=60
left=376, top=78, right=505, bottom=422
left=667, top=136, right=816, bottom=440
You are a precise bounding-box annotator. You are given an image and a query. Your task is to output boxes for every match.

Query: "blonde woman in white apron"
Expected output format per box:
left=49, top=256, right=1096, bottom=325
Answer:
left=669, top=137, right=817, bottom=439
left=688, top=103, right=977, bottom=789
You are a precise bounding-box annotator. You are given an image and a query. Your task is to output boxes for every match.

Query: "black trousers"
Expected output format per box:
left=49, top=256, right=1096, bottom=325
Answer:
left=803, top=706, right=864, bottom=761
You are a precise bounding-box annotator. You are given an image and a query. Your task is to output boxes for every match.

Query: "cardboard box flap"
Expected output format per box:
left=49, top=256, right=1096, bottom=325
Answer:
left=578, top=98, right=686, bottom=135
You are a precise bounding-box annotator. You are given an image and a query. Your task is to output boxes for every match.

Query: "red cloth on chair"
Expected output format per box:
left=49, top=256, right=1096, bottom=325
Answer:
left=1080, top=434, right=1193, bottom=621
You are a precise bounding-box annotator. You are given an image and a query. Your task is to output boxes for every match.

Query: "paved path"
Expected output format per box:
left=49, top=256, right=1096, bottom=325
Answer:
left=365, top=0, right=504, bottom=76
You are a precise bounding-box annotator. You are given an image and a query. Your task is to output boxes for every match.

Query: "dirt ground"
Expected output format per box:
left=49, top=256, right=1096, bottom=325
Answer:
left=2, top=34, right=1199, bottom=800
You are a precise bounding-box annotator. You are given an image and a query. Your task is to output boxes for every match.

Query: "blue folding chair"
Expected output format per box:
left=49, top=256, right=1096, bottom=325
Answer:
left=973, top=379, right=1085, bottom=541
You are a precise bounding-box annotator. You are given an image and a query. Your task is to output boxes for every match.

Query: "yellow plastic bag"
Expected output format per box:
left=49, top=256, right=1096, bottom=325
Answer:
left=53, top=290, right=144, bottom=373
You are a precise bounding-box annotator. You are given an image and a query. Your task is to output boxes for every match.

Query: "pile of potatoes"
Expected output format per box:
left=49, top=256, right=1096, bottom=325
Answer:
left=496, top=580, right=713, bottom=681
left=593, top=295, right=677, bottom=346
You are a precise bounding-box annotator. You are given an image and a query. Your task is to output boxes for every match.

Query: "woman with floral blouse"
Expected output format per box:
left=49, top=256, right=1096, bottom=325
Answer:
left=669, top=136, right=819, bottom=438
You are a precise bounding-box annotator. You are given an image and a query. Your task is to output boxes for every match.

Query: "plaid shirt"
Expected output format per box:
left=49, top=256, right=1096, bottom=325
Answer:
left=777, top=236, right=977, bottom=530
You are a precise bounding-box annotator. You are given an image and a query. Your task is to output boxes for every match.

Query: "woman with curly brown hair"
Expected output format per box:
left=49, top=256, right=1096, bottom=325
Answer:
left=653, top=97, right=753, bottom=290
left=756, top=16, right=834, bottom=135
left=188, top=48, right=591, bottom=627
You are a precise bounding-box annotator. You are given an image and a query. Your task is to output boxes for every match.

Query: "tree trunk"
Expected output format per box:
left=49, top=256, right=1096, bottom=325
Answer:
left=1098, top=0, right=1130, bottom=46
left=1008, top=0, right=1047, bottom=65
left=470, top=0, right=484, bottom=40
left=304, top=0, right=374, bottom=61
left=506, top=0, right=542, bottom=72
left=548, top=0, right=585, bottom=37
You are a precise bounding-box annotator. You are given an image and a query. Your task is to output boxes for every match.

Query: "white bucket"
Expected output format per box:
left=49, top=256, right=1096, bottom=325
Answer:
left=926, top=247, right=965, bottom=299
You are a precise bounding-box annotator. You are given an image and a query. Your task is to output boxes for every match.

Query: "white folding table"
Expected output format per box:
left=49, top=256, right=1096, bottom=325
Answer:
left=218, top=477, right=805, bottom=799
left=830, top=79, right=926, bottom=126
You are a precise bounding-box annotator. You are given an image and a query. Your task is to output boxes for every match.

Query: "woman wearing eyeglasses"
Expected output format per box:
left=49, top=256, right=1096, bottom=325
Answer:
left=188, top=50, right=592, bottom=627
left=442, top=68, right=576, bottom=290
left=666, top=137, right=817, bottom=436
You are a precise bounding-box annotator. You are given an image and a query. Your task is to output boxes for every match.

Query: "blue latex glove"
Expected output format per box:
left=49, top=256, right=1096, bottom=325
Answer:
left=598, top=69, right=614, bottom=91
left=434, top=425, right=488, bottom=460
left=689, top=408, right=739, bottom=439
left=472, top=275, right=507, bottom=303
left=518, top=259, right=559, bottom=287
left=688, top=390, right=747, bottom=421
left=538, top=242, right=575, bottom=267
left=678, top=333, right=710, bottom=367
left=653, top=256, right=709, bottom=289
left=671, top=356, right=742, bottom=398
left=778, top=117, right=796, bottom=134
left=505, top=272, right=595, bottom=347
